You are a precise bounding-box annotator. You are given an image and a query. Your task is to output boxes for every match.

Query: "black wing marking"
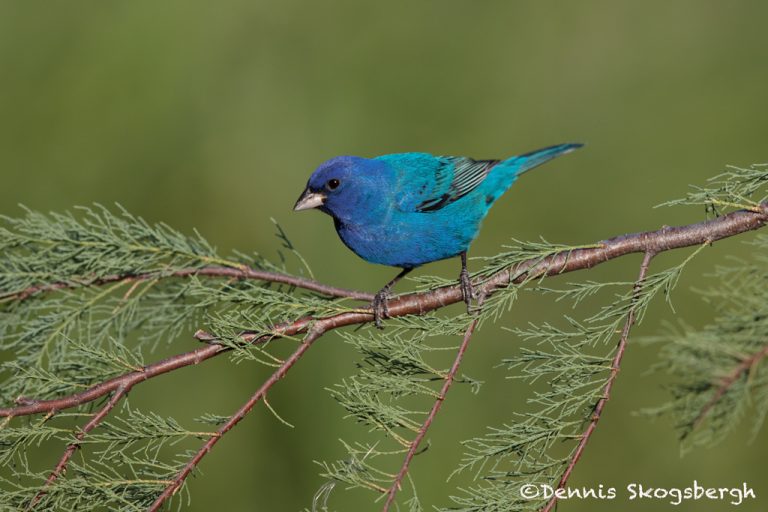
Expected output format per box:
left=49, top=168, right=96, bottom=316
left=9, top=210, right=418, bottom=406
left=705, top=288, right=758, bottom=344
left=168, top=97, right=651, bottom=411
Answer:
left=416, top=157, right=499, bottom=212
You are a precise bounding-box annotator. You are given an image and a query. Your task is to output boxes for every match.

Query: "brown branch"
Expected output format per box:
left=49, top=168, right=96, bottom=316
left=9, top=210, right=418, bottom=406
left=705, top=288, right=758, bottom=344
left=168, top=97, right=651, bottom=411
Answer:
left=691, top=343, right=768, bottom=430
left=0, top=324, right=303, bottom=418
left=27, top=385, right=132, bottom=510
left=2, top=205, right=766, bottom=509
left=147, top=315, right=352, bottom=511
left=3, top=206, right=766, bottom=419
left=1, top=265, right=375, bottom=303
left=541, top=250, right=655, bottom=512
left=382, top=311, right=482, bottom=511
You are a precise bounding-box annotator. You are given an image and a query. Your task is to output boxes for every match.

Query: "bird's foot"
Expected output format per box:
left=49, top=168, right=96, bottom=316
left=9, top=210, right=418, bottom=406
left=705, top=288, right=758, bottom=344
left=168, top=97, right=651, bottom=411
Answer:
left=460, top=268, right=475, bottom=313
left=371, top=289, right=390, bottom=329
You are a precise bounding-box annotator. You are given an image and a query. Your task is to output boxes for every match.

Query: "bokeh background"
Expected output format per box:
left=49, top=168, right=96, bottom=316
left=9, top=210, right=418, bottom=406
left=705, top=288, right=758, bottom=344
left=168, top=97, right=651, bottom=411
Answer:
left=2, top=1, right=767, bottom=510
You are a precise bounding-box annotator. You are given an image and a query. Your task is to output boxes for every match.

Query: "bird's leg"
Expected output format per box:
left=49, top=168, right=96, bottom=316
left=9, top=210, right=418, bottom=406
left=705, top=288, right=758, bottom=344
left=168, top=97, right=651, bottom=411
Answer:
left=372, top=268, right=412, bottom=329
left=459, top=251, right=474, bottom=312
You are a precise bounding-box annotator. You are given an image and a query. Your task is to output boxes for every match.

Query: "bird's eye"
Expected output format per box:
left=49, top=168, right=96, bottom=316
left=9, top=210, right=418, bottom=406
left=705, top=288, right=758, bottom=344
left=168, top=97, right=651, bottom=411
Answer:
left=326, top=178, right=341, bottom=191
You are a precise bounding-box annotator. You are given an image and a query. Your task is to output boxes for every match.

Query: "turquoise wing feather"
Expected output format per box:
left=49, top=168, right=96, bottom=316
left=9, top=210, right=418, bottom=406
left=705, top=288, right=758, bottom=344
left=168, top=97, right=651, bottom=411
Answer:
left=375, top=153, right=500, bottom=213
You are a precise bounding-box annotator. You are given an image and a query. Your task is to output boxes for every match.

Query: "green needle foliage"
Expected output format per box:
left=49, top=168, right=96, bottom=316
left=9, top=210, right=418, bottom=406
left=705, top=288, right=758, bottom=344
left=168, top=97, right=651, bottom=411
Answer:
left=641, top=232, right=768, bottom=453
left=1, top=165, right=768, bottom=511
left=0, top=205, right=349, bottom=510
left=658, top=164, right=768, bottom=215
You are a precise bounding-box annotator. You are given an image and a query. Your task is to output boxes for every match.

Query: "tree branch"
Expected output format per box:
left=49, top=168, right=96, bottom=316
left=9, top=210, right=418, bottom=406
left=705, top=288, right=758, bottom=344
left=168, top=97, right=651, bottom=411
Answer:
left=148, top=313, right=356, bottom=511
left=0, top=323, right=305, bottom=418
left=0, top=265, right=375, bottom=303
left=2, top=205, right=767, bottom=509
left=691, top=343, right=768, bottom=431
left=383, top=311, right=482, bottom=511
left=541, top=250, right=655, bottom=512
left=27, top=385, right=132, bottom=510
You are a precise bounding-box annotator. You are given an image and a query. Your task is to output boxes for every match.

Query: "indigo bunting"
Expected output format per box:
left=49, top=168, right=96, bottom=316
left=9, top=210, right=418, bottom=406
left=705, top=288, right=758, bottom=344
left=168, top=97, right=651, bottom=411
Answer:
left=294, top=143, right=582, bottom=327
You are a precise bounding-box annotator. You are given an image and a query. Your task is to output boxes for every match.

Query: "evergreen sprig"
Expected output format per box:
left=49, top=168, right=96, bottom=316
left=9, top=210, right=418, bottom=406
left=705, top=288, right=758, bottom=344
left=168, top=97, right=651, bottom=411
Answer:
left=642, top=233, right=768, bottom=452
left=0, top=164, right=767, bottom=511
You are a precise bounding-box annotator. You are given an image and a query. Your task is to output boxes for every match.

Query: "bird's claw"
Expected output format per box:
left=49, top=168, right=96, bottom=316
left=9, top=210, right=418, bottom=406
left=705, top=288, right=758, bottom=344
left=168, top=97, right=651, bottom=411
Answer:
left=460, top=268, right=475, bottom=314
left=372, top=290, right=390, bottom=329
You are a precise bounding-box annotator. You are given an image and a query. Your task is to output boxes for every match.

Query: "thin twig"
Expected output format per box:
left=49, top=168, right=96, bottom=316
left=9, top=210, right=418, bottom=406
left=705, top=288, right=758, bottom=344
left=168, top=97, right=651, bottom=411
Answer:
left=148, top=315, right=350, bottom=511
left=0, top=324, right=303, bottom=418
left=4, top=205, right=765, bottom=420
left=691, top=343, right=768, bottom=430
left=27, top=385, right=132, bottom=510
left=1, top=205, right=766, bottom=509
left=541, top=250, right=655, bottom=512
left=382, top=313, right=482, bottom=511
left=1, top=265, right=375, bottom=303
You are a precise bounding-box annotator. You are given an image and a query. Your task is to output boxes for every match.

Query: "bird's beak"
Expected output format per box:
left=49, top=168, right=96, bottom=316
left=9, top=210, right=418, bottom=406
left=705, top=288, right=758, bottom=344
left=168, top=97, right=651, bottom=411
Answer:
left=294, top=188, right=326, bottom=211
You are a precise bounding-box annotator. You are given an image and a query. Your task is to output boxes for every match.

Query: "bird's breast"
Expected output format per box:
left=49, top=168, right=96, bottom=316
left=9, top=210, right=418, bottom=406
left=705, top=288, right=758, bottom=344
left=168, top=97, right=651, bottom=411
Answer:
left=333, top=211, right=478, bottom=268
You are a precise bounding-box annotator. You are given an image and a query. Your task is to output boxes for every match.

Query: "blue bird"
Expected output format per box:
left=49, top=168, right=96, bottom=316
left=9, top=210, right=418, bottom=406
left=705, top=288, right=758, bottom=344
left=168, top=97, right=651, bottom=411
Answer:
left=294, top=143, right=582, bottom=327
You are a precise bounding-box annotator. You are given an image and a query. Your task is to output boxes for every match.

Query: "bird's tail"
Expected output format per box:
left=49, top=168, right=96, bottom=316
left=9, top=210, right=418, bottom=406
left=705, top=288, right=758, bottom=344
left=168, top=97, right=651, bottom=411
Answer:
left=513, top=142, right=583, bottom=176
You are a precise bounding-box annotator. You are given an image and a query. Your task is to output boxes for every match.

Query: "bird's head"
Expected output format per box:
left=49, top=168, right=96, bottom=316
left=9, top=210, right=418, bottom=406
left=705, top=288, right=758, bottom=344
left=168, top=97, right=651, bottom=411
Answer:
left=294, top=156, right=391, bottom=222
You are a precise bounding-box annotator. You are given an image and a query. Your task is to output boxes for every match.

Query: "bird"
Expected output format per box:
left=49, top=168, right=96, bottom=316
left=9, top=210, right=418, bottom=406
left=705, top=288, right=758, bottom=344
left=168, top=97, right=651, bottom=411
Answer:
left=294, top=143, right=583, bottom=328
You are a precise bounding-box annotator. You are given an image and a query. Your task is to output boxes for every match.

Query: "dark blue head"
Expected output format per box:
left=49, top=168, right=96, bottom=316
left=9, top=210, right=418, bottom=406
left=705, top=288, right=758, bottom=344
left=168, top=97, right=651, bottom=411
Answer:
left=294, top=156, right=392, bottom=223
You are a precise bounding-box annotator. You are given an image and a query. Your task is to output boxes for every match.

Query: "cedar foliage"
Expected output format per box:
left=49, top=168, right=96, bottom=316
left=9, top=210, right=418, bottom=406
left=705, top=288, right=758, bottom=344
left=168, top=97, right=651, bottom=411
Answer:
left=1, top=166, right=767, bottom=510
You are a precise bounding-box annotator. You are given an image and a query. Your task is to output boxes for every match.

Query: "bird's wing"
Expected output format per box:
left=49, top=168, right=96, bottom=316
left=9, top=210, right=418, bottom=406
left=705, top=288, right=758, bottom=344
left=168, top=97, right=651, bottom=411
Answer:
left=414, top=156, right=500, bottom=212
left=378, top=154, right=500, bottom=213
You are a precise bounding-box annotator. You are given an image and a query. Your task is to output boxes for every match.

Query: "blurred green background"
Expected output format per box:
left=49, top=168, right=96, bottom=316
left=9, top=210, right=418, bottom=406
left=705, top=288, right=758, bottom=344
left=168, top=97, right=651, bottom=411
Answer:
left=2, top=1, right=767, bottom=510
